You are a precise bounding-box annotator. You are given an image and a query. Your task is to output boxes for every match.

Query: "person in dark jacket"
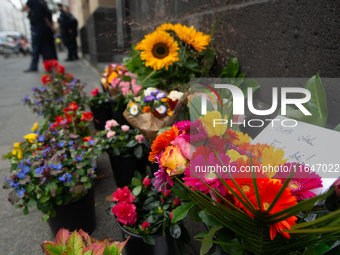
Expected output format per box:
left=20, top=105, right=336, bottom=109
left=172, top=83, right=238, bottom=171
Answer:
left=64, top=6, right=79, bottom=60
left=23, top=0, right=55, bottom=72
left=57, top=4, right=74, bottom=61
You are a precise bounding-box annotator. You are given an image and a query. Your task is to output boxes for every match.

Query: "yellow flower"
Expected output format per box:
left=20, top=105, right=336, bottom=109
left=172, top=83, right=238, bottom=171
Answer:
left=31, top=122, right=39, bottom=132
left=135, top=30, right=179, bottom=70
left=200, top=111, right=228, bottom=138
left=160, top=145, right=187, bottom=176
left=262, top=146, right=288, bottom=178
left=233, top=130, right=251, bottom=146
left=107, top=71, right=118, bottom=83
left=11, top=142, right=23, bottom=159
left=24, top=133, right=38, bottom=143
left=226, top=149, right=248, bottom=163
left=173, top=24, right=211, bottom=52
left=156, top=23, right=175, bottom=32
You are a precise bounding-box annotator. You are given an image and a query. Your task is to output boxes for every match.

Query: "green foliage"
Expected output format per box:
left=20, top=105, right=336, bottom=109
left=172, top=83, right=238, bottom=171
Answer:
left=41, top=228, right=129, bottom=255
left=89, top=92, right=111, bottom=108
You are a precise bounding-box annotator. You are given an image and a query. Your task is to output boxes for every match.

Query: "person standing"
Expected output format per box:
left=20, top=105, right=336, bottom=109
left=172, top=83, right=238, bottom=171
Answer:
left=65, top=6, right=79, bottom=60
left=57, top=4, right=73, bottom=61
left=22, top=0, right=53, bottom=72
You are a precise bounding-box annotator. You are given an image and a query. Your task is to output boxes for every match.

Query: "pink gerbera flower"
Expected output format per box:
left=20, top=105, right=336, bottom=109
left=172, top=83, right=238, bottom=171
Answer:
left=153, top=154, right=173, bottom=192
left=273, top=163, right=323, bottom=201
left=183, top=152, right=236, bottom=195
left=174, top=120, right=191, bottom=132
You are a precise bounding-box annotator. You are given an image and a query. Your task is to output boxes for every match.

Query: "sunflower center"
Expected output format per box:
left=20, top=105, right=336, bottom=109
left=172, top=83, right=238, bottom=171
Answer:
left=152, top=43, right=169, bottom=59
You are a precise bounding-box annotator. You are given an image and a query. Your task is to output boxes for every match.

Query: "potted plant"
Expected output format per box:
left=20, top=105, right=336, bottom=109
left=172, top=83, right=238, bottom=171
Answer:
left=95, top=119, right=148, bottom=187
left=3, top=107, right=100, bottom=236
left=108, top=172, right=190, bottom=255
left=41, top=228, right=129, bottom=255
left=89, top=88, right=114, bottom=131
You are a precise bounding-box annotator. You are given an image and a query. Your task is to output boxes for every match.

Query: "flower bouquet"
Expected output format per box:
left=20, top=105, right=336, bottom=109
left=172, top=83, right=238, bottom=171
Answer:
left=89, top=88, right=114, bottom=130
left=123, top=88, right=186, bottom=143
left=95, top=119, right=148, bottom=186
left=21, top=60, right=88, bottom=122
left=41, top=228, right=129, bottom=255
left=108, top=172, right=190, bottom=254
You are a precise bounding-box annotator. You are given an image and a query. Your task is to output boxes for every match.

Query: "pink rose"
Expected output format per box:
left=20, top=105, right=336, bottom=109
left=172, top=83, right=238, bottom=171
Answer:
left=118, top=81, right=130, bottom=89
left=135, top=134, right=144, bottom=144
left=121, top=87, right=131, bottom=96
left=141, top=221, right=150, bottom=230
left=121, top=125, right=130, bottom=132
left=170, top=135, right=191, bottom=160
left=107, top=130, right=116, bottom=138
left=131, top=79, right=143, bottom=96
left=112, top=186, right=135, bottom=203
left=111, top=201, right=137, bottom=225
left=142, top=177, right=151, bottom=187
left=105, top=119, right=119, bottom=130
left=110, top=77, right=120, bottom=88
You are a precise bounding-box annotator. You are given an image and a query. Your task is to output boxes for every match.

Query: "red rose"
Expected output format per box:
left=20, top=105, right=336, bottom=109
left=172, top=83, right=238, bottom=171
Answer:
left=112, top=186, right=135, bottom=203
left=91, top=88, right=100, bottom=97
left=41, top=74, right=52, bottom=84
left=173, top=198, right=180, bottom=206
left=81, top=111, right=93, bottom=121
left=57, top=65, right=65, bottom=74
left=111, top=201, right=137, bottom=226
left=141, top=221, right=150, bottom=230
left=142, top=177, right=151, bottom=187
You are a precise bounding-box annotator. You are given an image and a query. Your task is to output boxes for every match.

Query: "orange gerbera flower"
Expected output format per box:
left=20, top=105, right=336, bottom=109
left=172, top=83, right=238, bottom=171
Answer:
left=149, top=126, right=179, bottom=163
left=225, top=129, right=239, bottom=143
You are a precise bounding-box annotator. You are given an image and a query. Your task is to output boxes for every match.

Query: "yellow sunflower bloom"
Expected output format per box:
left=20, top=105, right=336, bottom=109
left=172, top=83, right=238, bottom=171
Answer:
left=12, top=142, right=23, bottom=159
left=156, top=23, right=175, bottom=32
left=174, top=24, right=211, bottom=52
left=233, top=130, right=251, bottom=146
left=31, top=122, right=39, bottom=132
left=24, top=133, right=38, bottom=143
left=262, top=146, right=288, bottom=178
left=135, top=30, right=179, bottom=70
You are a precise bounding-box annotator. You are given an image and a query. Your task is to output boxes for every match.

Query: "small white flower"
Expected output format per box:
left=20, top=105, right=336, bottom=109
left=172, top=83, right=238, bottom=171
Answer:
left=130, top=104, right=139, bottom=116
left=155, top=105, right=167, bottom=115
left=144, top=87, right=159, bottom=96
left=167, top=90, right=184, bottom=101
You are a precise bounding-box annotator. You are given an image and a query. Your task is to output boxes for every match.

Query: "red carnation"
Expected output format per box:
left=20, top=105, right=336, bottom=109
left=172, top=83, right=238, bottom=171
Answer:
left=81, top=111, right=93, bottom=121
left=112, top=186, right=135, bottom=203
left=91, top=88, right=100, bottom=97
left=141, top=221, right=150, bottom=230
left=142, top=177, right=151, bottom=187
left=111, top=201, right=137, bottom=226
left=41, top=74, right=52, bottom=84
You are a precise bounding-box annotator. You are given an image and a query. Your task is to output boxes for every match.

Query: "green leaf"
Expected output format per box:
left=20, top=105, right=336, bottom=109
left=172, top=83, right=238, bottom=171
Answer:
left=42, top=214, right=50, bottom=222
left=66, top=231, right=84, bottom=254
left=76, top=169, right=85, bottom=175
left=142, top=235, right=155, bottom=245
left=169, top=224, right=181, bottom=239
left=334, top=124, right=340, bottom=132
left=40, top=196, right=50, bottom=203
left=241, top=79, right=260, bottom=98
left=304, top=74, right=328, bottom=125
left=84, top=251, right=93, bottom=255
left=125, top=140, right=138, bottom=148
left=132, top=186, right=142, bottom=196
left=199, top=226, right=223, bottom=255
left=41, top=242, right=64, bottom=254
left=23, top=205, right=29, bottom=215
left=286, top=109, right=326, bottom=127
left=27, top=183, right=34, bottom=193
left=198, top=211, right=221, bottom=227
left=189, top=206, right=203, bottom=222
left=80, top=176, right=88, bottom=182
left=194, top=230, right=210, bottom=238
left=171, top=201, right=195, bottom=223
left=145, top=214, right=161, bottom=224
left=134, top=144, right=143, bottom=159
left=143, top=197, right=161, bottom=210
left=27, top=198, right=36, bottom=208
left=171, top=186, right=191, bottom=201
left=131, top=177, right=142, bottom=186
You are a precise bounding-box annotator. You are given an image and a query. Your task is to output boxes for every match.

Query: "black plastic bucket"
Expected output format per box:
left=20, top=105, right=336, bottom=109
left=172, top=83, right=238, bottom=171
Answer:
left=109, top=98, right=131, bottom=127
left=47, top=183, right=96, bottom=236
left=90, top=104, right=114, bottom=131
left=143, top=137, right=159, bottom=174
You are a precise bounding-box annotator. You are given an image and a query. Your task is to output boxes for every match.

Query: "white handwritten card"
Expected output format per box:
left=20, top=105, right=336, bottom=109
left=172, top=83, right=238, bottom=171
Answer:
left=252, top=115, right=340, bottom=194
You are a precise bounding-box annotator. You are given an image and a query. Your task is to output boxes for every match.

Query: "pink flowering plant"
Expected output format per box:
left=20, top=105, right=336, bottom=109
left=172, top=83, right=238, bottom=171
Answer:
left=95, top=119, right=147, bottom=159
left=108, top=171, right=189, bottom=249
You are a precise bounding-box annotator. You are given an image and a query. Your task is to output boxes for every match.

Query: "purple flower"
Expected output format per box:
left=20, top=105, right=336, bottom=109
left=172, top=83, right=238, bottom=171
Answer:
left=150, top=90, right=160, bottom=96
left=155, top=105, right=167, bottom=115
left=156, top=92, right=167, bottom=100
left=144, top=95, right=156, bottom=103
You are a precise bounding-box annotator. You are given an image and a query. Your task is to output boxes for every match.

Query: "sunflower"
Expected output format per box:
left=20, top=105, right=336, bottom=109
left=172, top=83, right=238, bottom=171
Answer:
left=135, top=30, right=179, bottom=70
left=156, top=23, right=175, bottom=32
left=173, top=24, right=211, bottom=52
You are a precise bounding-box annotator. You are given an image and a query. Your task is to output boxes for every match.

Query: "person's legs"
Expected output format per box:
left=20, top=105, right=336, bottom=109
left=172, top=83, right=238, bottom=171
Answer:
left=26, top=25, right=41, bottom=71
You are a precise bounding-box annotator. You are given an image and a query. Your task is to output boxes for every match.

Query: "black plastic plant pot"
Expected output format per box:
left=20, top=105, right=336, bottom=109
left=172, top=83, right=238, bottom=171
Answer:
left=143, top=137, right=159, bottom=174
left=47, top=183, right=96, bottom=236
left=108, top=153, right=147, bottom=187
left=90, top=104, right=114, bottom=131
left=116, top=221, right=179, bottom=255
left=109, top=98, right=131, bottom=127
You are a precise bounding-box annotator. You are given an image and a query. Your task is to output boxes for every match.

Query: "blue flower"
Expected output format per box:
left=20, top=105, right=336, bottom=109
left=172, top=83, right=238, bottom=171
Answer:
left=69, top=141, right=74, bottom=146
left=35, top=101, right=41, bottom=106
left=38, top=135, right=45, bottom=142
left=18, top=188, right=25, bottom=196
left=4, top=177, right=7, bottom=181
left=53, top=164, right=63, bottom=170
left=56, top=98, right=64, bottom=102
left=22, top=166, right=30, bottom=174
left=156, top=92, right=167, bottom=100
left=59, top=173, right=72, bottom=183
left=17, top=171, right=25, bottom=179
left=39, top=111, right=43, bottom=115
left=89, top=140, right=95, bottom=145
left=75, top=155, right=82, bottom=162
left=35, top=167, right=43, bottom=175
left=57, top=141, right=64, bottom=147
left=144, top=95, right=156, bottom=103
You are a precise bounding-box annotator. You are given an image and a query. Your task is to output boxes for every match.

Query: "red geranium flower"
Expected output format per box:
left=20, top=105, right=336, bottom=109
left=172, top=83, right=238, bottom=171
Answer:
left=57, top=65, right=65, bottom=74
left=91, top=88, right=100, bottom=97
left=81, top=111, right=93, bottom=121
left=43, top=59, right=59, bottom=72
left=111, top=201, right=137, bottom=226
left=41, top=74, right=52, bottom=84
left=64, top=73, right=74, bottom=82
left=112, top=186, right=135, bottom=203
